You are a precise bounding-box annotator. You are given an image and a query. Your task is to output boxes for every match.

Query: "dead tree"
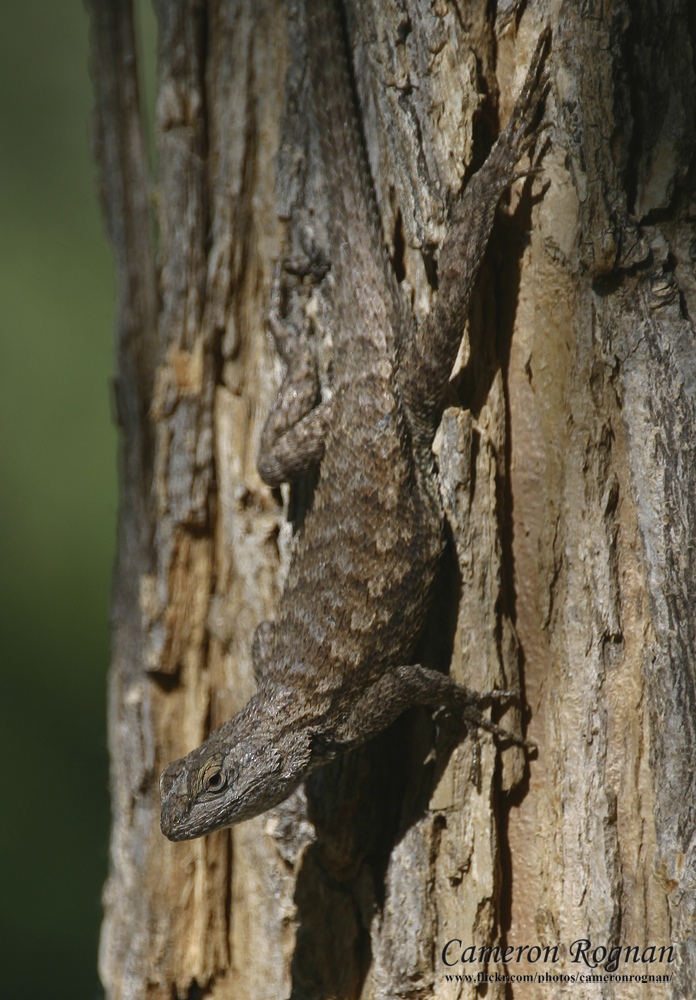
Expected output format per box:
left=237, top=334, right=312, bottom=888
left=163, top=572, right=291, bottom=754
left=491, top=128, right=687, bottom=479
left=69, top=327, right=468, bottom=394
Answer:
left=89, top=1, right=695, bottom=997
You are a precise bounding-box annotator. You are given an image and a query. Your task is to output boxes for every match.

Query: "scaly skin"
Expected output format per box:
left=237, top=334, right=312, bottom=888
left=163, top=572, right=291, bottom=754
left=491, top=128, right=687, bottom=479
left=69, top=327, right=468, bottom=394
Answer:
left=160, top=1, right=550, bottom=841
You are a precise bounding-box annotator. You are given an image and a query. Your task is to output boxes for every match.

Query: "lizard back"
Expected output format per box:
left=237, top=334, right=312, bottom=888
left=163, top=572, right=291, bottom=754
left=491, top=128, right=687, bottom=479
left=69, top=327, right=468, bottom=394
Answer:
left=273, top=371, right=443, bottom=695
left=270, top=0, right=444, bottom=696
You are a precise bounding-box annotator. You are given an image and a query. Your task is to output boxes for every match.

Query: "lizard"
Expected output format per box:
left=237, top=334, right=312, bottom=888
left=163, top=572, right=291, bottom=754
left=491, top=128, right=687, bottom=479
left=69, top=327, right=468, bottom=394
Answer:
left=160, top=0, right=550, bottom=841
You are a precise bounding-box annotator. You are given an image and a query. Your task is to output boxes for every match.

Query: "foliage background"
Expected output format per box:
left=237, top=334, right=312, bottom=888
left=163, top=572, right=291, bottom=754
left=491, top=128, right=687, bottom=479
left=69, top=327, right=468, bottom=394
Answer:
left=0, top=3, right=154, bottom=996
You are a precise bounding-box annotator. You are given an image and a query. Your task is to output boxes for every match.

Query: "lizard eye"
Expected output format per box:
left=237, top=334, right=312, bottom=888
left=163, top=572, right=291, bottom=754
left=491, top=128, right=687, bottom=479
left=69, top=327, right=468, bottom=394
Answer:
left=204, top=769, right=226, bottom=793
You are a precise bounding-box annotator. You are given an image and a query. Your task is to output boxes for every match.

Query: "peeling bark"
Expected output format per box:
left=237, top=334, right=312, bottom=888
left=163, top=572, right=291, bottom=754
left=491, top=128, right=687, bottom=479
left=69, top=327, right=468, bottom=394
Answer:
left=90, top=1, right=695, bottom=997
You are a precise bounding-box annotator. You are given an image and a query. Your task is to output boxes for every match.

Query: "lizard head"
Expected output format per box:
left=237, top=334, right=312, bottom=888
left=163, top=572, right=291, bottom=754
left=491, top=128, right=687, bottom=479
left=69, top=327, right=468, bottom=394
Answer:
left=159, top=693, right=314, bottom=840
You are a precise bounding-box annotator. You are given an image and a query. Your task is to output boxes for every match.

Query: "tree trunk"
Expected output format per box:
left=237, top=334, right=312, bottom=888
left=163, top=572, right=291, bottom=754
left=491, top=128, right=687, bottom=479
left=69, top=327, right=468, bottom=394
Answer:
left=90, top=1, right=696, bottom=997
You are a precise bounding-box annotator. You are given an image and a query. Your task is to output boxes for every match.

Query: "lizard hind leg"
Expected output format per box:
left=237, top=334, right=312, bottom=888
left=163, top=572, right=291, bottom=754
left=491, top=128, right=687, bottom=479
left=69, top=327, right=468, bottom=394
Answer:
left=257, top=310, right=332, bottom=488
left=396, top=28, right=552, bottom=445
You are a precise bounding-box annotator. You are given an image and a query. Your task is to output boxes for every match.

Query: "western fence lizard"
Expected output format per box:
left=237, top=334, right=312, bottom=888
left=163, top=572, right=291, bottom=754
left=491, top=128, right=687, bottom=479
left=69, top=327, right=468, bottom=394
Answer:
left=160, top=0, right=550, bottom=841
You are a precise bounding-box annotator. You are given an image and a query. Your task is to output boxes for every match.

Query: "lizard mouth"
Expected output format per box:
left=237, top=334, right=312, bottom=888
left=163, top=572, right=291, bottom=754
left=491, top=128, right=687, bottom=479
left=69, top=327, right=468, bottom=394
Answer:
left=159, top=761, right=194, bottom=840
left=160, top=812, right=191, bottom=841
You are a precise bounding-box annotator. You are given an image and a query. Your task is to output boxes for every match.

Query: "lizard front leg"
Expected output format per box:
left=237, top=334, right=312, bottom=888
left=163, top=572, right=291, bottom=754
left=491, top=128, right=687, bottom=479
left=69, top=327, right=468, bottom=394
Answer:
left=251, top=620, right=276, bottom=684
left=324, top=663, right=523, bottom=753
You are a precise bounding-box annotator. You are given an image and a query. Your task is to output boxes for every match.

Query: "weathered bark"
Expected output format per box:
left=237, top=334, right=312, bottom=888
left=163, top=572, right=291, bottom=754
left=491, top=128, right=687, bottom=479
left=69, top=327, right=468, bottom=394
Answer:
left=90, top=0, right=695, bottom=997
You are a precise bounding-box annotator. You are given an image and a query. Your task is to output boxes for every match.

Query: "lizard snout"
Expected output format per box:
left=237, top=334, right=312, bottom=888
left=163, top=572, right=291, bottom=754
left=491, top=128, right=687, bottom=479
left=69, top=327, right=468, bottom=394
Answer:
left=159, top=760, right=192, bottom=840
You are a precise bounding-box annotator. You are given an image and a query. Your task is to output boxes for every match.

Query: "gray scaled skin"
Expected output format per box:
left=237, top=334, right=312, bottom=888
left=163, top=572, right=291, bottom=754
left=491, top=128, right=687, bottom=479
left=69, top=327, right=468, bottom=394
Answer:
left=160, top=0, right=551, bottom=841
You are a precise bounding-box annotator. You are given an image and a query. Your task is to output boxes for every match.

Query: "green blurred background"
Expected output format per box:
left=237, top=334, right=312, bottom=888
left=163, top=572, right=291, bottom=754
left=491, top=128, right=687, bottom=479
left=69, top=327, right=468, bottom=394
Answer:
left=1, top=3, right=155, bottom=997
